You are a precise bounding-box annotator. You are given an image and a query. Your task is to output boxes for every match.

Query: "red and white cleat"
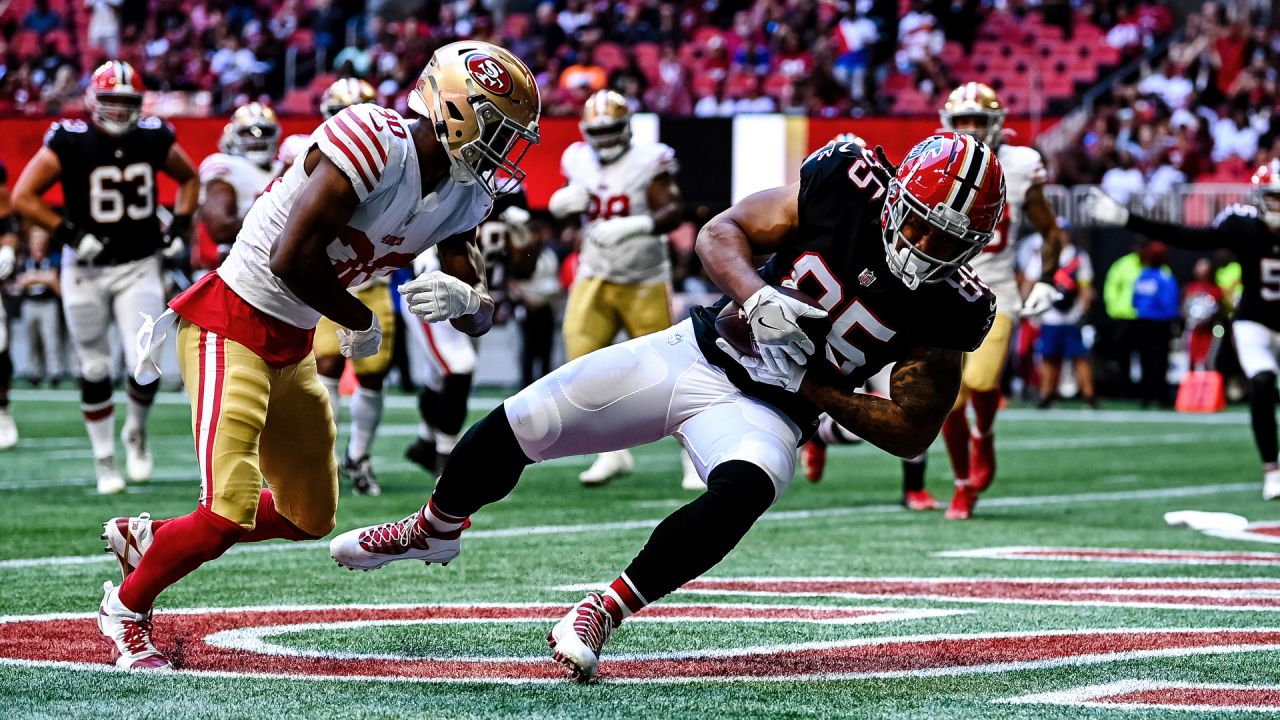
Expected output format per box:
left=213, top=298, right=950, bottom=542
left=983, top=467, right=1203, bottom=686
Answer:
left=547, top=592, right=619, bottom=682
left=329, top=509, right=469, bottom=571
left=945, top=483, right=980, bottom=520
left=801, top=441, right=827, bottom=483
left=97, top=581, right=170, bottom=670
left=902, top=489, right=940, bottom=511
left=969, top=431, right=996, bottom=492
left=102, top=512, right=154, bottom=581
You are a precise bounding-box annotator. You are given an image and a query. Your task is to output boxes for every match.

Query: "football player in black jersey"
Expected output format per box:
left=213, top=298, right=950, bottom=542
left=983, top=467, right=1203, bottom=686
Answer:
left=1090, top=161, right=1280, bottom=500
left=403, top=185, right=538, bottom=478
left=0, top=160, right=18, bottom=451
left=12, top=61, right=199, bottom=494
left=329, top=133, right=1005, bottom=682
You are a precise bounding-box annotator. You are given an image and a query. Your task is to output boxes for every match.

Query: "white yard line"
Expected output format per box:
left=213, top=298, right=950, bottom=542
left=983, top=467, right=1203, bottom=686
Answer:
left=0, top=481, right=1257, bottom=572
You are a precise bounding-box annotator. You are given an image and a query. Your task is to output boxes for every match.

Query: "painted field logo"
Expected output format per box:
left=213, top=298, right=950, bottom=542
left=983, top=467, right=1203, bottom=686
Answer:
left=3, top=589, right=1280, bottom=683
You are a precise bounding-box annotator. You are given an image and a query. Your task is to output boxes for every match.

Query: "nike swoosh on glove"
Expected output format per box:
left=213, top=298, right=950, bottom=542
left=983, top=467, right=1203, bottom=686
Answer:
left=743, top=285, right=828, bottom=374
left=338, top=312, right=382, bottom=359
left=400, top=271, right=483, bottom=322
left=1020, top=281, right=1065, bottom=317
left=584, top=215, right=655, bottom=248
left=715, top=338, right=807, bottom=392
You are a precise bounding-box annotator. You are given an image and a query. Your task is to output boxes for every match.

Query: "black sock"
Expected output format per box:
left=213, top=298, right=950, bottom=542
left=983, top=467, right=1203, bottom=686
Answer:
left=418, top=386, right=442, bottom=427
left=623, top=460, right=775, bottom=604
left=436, top=374, right=473, bottom=435
left=126, top=376, right=159, bottom=407
left=901, top=453, right=926, bottom=493
left=430, top=407, right=532, bottom=517
left=1249, top=372, right=1279, bottom=464
left=0, top=349, right=10, bottom=408
left=80, top=376, right=113, bottom=407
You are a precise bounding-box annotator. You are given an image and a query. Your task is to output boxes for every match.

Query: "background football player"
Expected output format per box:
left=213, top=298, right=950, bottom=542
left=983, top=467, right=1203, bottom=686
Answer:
left=403, top=184, right=537, bottom=477
left=304, top=79, right=397, bottom=496
left=548, top=89, right=700, bottom=490
left=0, top=160, right=18, bottom=450
left=1090, top=160, right=1280, bottom=499
left=93, top=42, right=540, bottom=670
left=803, top=83, right=1065, bottom=520
left=331, top=133, right=1003, bottom=682
left=12, top=61, right=199, bottom=494
left=196, top=102, right=282, bottom=270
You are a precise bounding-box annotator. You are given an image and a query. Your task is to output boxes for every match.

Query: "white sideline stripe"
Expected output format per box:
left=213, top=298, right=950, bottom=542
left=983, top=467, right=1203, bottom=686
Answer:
left=0, top=481, right=1261, bottom=571
left=7, top=389, right=1247, bottom=424
left=997, top=679, right=1280, bottom=712
left=934, top=545, right=1280, bottom=566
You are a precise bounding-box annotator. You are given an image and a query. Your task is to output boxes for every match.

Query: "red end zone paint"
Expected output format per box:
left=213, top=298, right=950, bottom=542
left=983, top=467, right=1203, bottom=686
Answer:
left=2, top=604, right=1280, bottom=683
left=1000, top=680, right=1280, bottom=712
left=679, top=577, right=1280, bottom=611
left=933, top=546, right=1280, bottom=566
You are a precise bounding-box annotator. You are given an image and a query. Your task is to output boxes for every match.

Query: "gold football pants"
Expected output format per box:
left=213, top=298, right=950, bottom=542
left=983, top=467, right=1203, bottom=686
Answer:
left=563, top=277, right=672, bottom=360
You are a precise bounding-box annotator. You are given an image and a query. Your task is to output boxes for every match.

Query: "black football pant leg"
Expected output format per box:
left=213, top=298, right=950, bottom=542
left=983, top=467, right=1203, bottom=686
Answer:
left=1249, top=372, right=1279, bottom=465
left=623, top=460, right=775, bottom=605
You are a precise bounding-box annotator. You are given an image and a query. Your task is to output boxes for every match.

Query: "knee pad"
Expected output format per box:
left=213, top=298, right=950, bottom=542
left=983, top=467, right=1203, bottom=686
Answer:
left=81, top=357, right=113, bottom=383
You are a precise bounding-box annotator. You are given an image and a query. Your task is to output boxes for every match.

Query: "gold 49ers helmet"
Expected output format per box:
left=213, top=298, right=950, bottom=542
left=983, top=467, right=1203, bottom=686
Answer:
left=321, top=78, right=377, bottom=119
left=581, top=90, right=632, bottom=162
left=940, top=82, right=1006, bottom=147
left=220, top=102, right=281, bottom=167
left=409, top=41, right=541, bottom=197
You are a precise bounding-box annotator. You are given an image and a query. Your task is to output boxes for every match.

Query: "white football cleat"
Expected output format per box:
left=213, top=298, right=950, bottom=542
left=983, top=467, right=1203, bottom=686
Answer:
left=680, top=451, right=704, bottom=491
left=547, top=593, right=619, bottom=682
left=103, top=512, right=154, bottom=581
left=96, top=456, right=126, bottom=495
left=330, top=509, right=469, bottom=571
left=0, top=408, right=17, bottom=449
left=123, top=425, right=153, bottom=483
left=97, top=581, right=171, bottom=670
left=1265, top=467, right=1280, bottom=501
left=579, top=450, right=635, bottom=487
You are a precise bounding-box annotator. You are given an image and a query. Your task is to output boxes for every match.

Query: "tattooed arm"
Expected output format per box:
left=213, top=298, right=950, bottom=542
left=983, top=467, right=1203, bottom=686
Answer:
left=797, top=346, right=962, bottom=458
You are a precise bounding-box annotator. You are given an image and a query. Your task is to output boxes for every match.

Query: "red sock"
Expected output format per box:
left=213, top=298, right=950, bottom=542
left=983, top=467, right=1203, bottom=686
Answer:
left=240, top=489, right=318, bottom=542
left=941, top=408, right=970, bottom=481
left=602, top=574, right=647, bottom=625
left=970, top=389, right=1001, bottom=436
left=118, top=505, right=243, bottom=613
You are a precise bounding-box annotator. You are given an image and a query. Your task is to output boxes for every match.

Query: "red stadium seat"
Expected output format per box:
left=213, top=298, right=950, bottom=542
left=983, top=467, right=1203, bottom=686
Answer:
left=762, top=73, right=791, bottom=100
left=593, top=42, right=628, bottom=73
left=501, top=13, right=532, bottom=38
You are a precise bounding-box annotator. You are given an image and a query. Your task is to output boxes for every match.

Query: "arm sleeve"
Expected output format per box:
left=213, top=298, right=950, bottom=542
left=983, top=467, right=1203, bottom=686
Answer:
left=1124, top=212, right=1238, bottom=251
left=314, top=106, right=393, bottom=202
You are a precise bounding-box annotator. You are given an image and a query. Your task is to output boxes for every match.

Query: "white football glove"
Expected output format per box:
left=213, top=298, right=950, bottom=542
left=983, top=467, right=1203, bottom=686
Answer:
left=1087, top=187, right=1130, bottom=226
left=76, top=232, right=105, bottom=263
left=1020, top=281, right=1065, bottom=317
left=715, top=338, right=807, bottom=392
left=584, top=215, right=654, bottom=248
left=400, top=271, right=483, bottom=322
left=338, top=311, right=382, bottom=359
left=742, top=285, right=828, bottom=373
left=0, top=245, right=14, bottom=281
left=500, top=206, right=533, bottom=249
left=548, top=184, right=591, bottom=218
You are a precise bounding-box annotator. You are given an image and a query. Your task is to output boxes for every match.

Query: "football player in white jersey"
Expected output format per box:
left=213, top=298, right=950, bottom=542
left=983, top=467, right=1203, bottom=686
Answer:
left=0, top=161, right=17, bottom=450
left=804, top=83, right=1065, bottom=519
left=198, top=102, right=283, bottom=268
left=91, top=42, right=540, bottom=670
left=548, top=89, right=701, bottom=489
left=304, top=79, right=397, bottom=496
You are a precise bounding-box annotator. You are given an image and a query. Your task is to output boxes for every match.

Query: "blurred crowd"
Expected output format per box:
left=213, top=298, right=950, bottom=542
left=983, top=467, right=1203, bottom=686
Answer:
left=0, top=0, right=1136, bottom=117
left=1056, top=0, right=1280, bottom=195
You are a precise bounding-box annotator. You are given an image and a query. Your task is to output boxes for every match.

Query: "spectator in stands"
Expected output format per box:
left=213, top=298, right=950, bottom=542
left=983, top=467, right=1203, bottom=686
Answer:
left=1212, top=104, right=1260, bottom=163
left=895, top=0, right=946, bottom=95
left=211, top=34, right=261, bottom=91
left=559, top=47, right=607, bottom=92
left=694, top=82, right=734, bottom=117
left=832, top=8, right=878, bottom=104
left=1100, top=149, right=1145, bottom=205
left=1131, top=241, right=1180, bottom=408
left=333, top=33, right=374, bottom=78
left=311, top=0, right=347, bottom=53
left=22, top=0, right=62, bottom=35
left=14, top=227, right=62, bottom=388
left=733, top=78, right=777, bottom=114
left=86, top=0, right=123, bottom=58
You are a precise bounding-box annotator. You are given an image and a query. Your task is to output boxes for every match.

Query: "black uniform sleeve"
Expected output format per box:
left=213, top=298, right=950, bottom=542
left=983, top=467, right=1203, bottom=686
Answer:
left=144, top=119, right=177, bottom=167
left=42, top=121, right=74, bottom=162
left=798, top=145, right=858, bottom=231
left=929, top=281, right=998, bottom=353
left=1125, top=209, right=1244, bottom=252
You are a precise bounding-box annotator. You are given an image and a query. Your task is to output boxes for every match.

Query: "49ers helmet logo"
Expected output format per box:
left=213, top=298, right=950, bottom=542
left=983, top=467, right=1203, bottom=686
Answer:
left=465, top=53, right=513, bottom=96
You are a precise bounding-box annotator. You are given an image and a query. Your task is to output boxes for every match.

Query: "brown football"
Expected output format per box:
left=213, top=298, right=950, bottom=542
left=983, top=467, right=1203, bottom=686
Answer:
left=714, top=285, right=829, bottom=358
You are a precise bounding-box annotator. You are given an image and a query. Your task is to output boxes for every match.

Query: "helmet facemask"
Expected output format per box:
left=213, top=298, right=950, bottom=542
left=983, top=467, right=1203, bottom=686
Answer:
left=419, top=77, right=538, bottom=197
left=942, top=111, right=1003, bottom=147
left=583, top=119, right=630, bottom=163
left=91, top=92, right=142, bottom=136
left=1260, top=191, right=1280, bottom=230
left=882, top=182, right=993, bottom=290
left=233, top=122, right=281, bottom=167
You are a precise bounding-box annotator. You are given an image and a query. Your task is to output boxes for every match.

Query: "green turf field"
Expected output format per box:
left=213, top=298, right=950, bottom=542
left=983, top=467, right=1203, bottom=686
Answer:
left=2, top=390, right=1278, bottom=718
